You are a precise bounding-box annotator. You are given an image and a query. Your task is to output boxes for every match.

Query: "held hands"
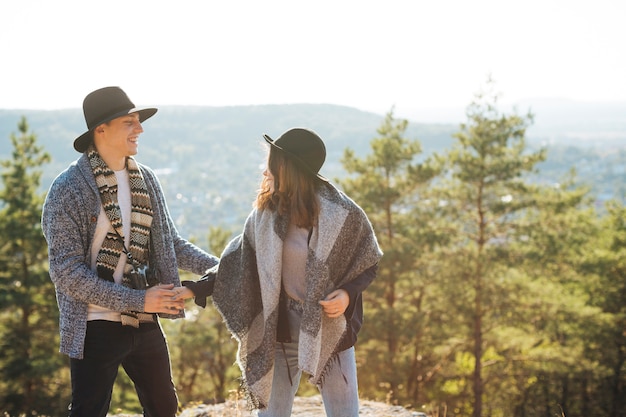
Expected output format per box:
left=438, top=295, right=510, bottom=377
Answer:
left=319, top=289, right=349, bottom=318
left=149, top=285, right=349, bottom=317
left=171, top=286, right=195, bottom=301
left=144, top=284, right=186, bottom=314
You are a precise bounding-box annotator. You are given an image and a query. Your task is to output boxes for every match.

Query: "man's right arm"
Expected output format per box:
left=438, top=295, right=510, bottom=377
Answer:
left=41, top=178, right=146, bottom=312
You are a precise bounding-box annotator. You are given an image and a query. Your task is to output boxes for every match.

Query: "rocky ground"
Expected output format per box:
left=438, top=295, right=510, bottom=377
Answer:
left=109, top=395, right=421, bottom=417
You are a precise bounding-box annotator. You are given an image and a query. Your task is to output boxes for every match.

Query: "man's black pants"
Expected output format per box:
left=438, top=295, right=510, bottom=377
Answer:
left=68, top=320, right=178, bottom=417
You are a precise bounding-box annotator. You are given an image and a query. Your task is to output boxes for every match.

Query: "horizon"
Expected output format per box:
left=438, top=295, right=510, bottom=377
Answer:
left=2, top=98, right=625, bottom=127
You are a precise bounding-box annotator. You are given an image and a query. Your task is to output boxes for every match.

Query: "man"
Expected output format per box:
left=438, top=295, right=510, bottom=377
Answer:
left=41, top=86, right=218, bottom=416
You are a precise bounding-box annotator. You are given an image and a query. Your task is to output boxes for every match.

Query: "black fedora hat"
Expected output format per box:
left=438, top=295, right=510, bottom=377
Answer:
left=73, top=86, right=158, bottom=152
left=263, top=128, right=328, bottom=182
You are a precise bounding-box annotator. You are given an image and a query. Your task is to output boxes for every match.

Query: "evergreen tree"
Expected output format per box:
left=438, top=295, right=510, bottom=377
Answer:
left=579, top=201, right=626, bottom=417
left=163, top=226, right=239, bottom=407
left=338, top=109, right=439, bottom=404
left=499, top=172, right=602, bottom=416
left=0, top=117, right=67, bottom=415
left=433, top=82, right=546, bottom=417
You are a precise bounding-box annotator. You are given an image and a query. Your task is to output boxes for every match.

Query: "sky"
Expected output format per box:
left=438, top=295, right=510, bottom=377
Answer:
left=1, top=0, right=625, bottom=122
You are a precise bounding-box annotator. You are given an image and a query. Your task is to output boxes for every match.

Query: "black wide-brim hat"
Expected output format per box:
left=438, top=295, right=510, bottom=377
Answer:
left=73, top=86, right=158, bottom=152
left=263, top=127, right=328, bottom=182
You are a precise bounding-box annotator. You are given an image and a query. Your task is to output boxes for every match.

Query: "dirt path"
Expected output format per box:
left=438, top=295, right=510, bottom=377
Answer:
left=110, top=395, right=418, bottom=417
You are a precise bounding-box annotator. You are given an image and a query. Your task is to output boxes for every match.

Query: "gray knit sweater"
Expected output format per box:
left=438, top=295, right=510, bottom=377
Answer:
left=42, top=153, right=218, bottom=359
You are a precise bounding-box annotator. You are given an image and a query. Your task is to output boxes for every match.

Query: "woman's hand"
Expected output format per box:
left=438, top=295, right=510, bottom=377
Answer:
left=171, top=286, right=195, bottom=301
left=319, top=289, right=349, bottom=318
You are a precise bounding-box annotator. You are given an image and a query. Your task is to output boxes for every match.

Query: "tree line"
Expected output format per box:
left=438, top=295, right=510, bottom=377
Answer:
left=0, top=83, right=624, bottom=416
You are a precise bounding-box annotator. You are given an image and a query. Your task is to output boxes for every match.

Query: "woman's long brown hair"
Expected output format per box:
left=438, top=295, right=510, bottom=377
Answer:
left=255, top=146, right=320, bottom=229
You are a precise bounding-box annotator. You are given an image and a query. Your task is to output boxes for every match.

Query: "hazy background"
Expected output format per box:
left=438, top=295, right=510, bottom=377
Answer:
left=1, top=0, right=625, bottom=123
left=2, top=0, right=626, bottom=236
left=1, top=3, right=625, bottom=415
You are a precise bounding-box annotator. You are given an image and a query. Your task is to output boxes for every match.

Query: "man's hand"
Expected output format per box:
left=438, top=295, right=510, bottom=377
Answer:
left=144, top=284, right=185, bottom=314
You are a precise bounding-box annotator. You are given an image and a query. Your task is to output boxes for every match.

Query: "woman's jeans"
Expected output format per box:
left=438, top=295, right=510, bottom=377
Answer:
left=258, top=302, right=360, bottom=417
left=68, top=320, right=178, bottom=417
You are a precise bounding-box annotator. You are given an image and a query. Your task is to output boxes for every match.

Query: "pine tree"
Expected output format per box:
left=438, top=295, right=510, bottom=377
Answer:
left=488, top=169, right=602, bottom=416
left=162, top=226, right=239, bottom=407
left=0, top=117, right=67, bottom=415
left=578, top=201, right=626, bottom=416
left=338, top=109, right=439, bottom=403
left=434, top=81, right=546, bottom=417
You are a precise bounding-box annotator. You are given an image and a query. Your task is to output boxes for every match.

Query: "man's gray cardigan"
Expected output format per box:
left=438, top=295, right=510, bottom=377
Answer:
left=42, top=153, right=218, bottom=359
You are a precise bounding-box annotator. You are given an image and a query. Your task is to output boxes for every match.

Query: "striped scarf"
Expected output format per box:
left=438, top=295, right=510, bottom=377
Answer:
left=88, top=144, right=154, bottom=326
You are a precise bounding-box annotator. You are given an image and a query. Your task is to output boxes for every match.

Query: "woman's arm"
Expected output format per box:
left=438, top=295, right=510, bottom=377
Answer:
left=175, top=272, right=216, bottom=308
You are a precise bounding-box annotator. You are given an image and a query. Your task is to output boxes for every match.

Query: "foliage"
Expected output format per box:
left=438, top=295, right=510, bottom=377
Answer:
left=430, top=80, right=548, bottom=417
left=1, top=93, right=625, bottom=416
left=575, top=201, right=626, bottom=416
left=332, top=82, right=625, bottom=417
left=0, top=117, right=68, bottom=416
left=337, top=108, right=440, bottom=405
left=164, top=226, right=240, bottom=407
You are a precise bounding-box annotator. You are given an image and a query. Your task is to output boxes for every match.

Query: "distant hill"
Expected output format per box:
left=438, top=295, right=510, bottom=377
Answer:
left=1, top=102, right=624, bottom=239
left=514, top=98, right=626, bottom=147
left=0, top=104, right=455, bottom=183
left=0, top=104, right=458, bottom=236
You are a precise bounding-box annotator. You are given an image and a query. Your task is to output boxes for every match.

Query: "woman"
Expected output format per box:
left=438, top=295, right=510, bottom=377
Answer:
left=176, top=127, right=382, bottom=416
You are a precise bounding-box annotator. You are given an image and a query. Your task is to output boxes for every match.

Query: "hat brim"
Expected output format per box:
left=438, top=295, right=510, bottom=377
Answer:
left=263, top=134, right=328, bottom=182
left=73, top=107, right=158, bottom=152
